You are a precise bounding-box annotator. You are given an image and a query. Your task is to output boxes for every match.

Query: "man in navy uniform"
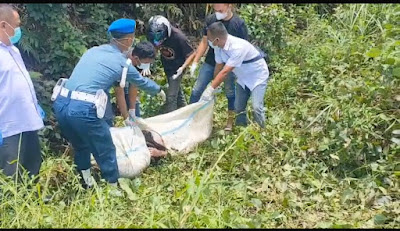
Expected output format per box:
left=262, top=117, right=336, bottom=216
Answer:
left=52, top=19, right=165, bottom=196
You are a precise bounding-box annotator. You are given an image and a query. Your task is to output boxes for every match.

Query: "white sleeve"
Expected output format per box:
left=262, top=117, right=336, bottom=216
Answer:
left=225, top=49, right=247, bottom=67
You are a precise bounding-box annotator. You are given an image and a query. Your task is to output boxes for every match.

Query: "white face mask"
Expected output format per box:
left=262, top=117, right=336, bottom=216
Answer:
left=123, top=47, right=133, bottom=57
left=114, top=37, right=134, bottom=54
left=208, top=38, right=219, bottom=49
left=137, top=62, right=150, bottom=70
left=215, top=11, right=228, bottom=20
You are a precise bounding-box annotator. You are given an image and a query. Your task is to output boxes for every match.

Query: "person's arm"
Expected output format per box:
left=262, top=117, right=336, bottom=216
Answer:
left=128, top=85, right=138, bottom=110
left=115, top=86, right=129, bottom=119
left=211, top=64, right=235, bottom=89
left=192, top=36, right=208, bottom=64
left=213, top=62, right=224, bottom=79
left=211, top=48, right=244, bottom=89
left=210, top=48, right=228, bottom=88
left=126, top=65, right=161, bottom=96
left=171, top=34, right=196, bottom=79
left=180, top=51, right=197, bottom=70
left=179, top=35, right=195, bottom=69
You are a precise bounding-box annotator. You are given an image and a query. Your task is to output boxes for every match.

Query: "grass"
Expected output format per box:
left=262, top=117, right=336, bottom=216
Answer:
left=0, top=96, right=398, bottom=228
left=1, top=3, right=399, bottom=229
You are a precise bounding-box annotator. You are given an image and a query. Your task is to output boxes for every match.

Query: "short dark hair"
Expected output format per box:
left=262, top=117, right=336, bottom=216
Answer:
left=0, top=4, right=16, bottom=22
left=207, top=21, right=228, bottom=39
left=110, top=31, right=133, bottom=40
left=132, top=41, right=156, bottom=59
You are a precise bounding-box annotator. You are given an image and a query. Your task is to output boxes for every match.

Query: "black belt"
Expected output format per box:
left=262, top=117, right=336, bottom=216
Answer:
left=242, top=47, right=267, bottom=64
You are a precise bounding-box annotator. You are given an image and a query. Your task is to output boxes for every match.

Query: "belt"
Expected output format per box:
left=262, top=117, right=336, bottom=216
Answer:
left=242, top=46, right=267, bottom=64
left=242, top=53, right=265, bottom=64
left=59, top=87, right=97, bottom=104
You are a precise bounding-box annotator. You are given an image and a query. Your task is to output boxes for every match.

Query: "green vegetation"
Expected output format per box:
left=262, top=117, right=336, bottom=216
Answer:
left=1, top=3, right=399, bottom=228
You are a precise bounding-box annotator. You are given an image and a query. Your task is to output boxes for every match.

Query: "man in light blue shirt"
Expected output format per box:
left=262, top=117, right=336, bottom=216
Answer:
left=201, top=21, right=270, bottom=128
left=53, top=18, right=165, bottom=195
left=0, top=4, right=44, bottom=178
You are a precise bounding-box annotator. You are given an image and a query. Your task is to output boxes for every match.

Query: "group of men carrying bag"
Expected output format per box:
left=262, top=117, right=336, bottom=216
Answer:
left=0, top=4, right=270, bottom=196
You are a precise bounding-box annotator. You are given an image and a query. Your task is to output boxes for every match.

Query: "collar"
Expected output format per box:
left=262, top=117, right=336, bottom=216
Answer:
left=109, top=42, right=120, bottom=51
left=0, top=40, right=7, bottom=47
left=0, top=40, right=16, bottom=51
left=222, top=35, right=232, bottom=51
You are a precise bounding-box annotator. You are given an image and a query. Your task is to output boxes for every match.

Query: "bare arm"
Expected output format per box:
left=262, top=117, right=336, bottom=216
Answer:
left=181, top=51, right=197, bottom=70
left=115, top=86, right=129, bottom=119
left=128, top=85, right=138, bottom=111
left=211, top=64, right=235, bottom=89
left=193, top=36, right=208, bottom=64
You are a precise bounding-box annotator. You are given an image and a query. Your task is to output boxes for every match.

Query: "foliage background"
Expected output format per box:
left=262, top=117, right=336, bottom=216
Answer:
left=1, top=3, right=399, bottom=228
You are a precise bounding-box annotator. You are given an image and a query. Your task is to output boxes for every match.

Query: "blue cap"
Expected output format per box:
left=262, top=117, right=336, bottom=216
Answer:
left=108, top=18, right=136, bottom=34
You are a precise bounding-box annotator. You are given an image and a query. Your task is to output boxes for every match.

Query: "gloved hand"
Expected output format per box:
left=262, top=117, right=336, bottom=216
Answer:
left=124, top=117, right=136, bottom=127
left=190, top=62, right=198, bottom=78
left=124, top=109, right=137, bottom=127
left=172, top=67, right=184, bottom=80
left=158, top=89, right=166, bottom=102
left=141, top=68, right=151, bottom=76
left=200, top=85, right=217, bottom=102
left=128, top=108, right=136, bottom=120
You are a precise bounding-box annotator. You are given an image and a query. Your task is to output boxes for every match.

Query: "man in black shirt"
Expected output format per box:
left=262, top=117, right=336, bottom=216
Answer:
left=188, top=4, right=249, bottom=131
left=147, top=15, right=196, bottom=113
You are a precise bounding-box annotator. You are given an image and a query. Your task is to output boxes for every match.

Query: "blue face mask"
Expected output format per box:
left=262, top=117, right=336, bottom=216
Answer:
left=2, top=21, right=22, bottom=44
left=10, top=27, right=22, bottom=44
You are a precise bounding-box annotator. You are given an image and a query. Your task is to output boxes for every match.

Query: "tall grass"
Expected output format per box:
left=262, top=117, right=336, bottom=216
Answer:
left=0, top=3, right=399, bottom=228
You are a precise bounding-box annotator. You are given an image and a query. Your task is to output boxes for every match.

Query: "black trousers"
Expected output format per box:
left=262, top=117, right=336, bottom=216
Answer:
left=163, top=74, right=187, bottom=113
left=0, top=130, right=42, bottom=178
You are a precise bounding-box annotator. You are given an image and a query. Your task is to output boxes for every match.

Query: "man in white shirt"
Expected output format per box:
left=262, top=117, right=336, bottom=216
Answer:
left=200, top=21, right=269, bottom=128
left=0, top=4, right=44, bottom=178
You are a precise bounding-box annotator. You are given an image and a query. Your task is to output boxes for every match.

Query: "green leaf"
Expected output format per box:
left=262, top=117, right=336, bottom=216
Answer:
left=392, top=67, right=400, bottom=77
left=211, top=139, right=218, bottom=149
left=251, top=198, right=262, bottom=209
left=374, top=214, right=387, bottom=225
left=316, top=222, right=333, bottom=228
left=366, top=48, right=381, bottom=58
left=29, top=71, right=42, bottom=79
left=390, top=137, right=400, bottom=145
left=331, top=223, right=353, bottom=228
left=330, top=154, right=340, bottom=160
left=383, top=58, right=395, bottom=65
left=118, top=179, right=136, bottom=201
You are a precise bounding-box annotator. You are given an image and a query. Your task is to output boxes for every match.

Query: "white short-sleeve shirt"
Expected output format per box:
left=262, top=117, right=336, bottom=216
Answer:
left=214, top=35, right=269, bottom=91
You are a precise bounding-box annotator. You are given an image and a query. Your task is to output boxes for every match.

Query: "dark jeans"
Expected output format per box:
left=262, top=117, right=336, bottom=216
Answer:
left=189, top=62, right=236, bottom=111
left=0, top=130, right=42, bottom=178
left=53, top=94, right=119, bottom=183
left=163, top=73, right=187, bottom=113
left=235, top=82, right=268, bottom=128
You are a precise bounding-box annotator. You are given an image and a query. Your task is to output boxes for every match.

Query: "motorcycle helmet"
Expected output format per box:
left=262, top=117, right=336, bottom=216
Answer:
left=147, top=15, right=172, bottom=46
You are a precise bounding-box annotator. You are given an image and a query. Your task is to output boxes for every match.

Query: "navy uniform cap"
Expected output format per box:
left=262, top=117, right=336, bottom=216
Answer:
left=108, top=18, right=136, bottom=34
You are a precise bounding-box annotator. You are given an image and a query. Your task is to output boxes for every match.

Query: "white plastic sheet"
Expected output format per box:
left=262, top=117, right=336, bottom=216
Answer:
left=137, top=99, right=214, bottom=154
left=92, top=100, right=214, bottom=178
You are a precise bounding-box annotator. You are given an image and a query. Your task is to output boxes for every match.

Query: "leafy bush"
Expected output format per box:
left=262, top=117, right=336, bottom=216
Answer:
left=1, top=4, right=398, bottom=228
